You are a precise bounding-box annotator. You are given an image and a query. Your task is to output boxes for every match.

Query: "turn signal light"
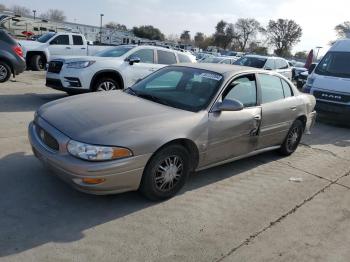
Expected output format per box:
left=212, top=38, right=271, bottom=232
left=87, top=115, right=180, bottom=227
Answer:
left=82, top=178, right=106, bottom=185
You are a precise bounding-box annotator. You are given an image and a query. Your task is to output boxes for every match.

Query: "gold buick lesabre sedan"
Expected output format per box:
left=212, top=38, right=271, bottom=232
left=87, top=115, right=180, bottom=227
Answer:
left=29, top=64, right=316, bottom=200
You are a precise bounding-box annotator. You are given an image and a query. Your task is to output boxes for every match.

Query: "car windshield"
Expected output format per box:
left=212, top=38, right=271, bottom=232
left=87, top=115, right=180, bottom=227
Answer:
left=234, top=56, right=267, bottom=68
left=37, top=33, right=56, bottom=43
left=128, top=66, right=223, bottom=112
left=200, top=57, right=224, bottom=63
left=315, top=51, right=350, bottom=78
left=96, top=46, right=135, bottom=57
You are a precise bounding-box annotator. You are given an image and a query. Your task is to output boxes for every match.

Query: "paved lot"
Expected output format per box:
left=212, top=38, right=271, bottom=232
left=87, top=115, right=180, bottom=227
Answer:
left=0, top=72, right=349, bottom=262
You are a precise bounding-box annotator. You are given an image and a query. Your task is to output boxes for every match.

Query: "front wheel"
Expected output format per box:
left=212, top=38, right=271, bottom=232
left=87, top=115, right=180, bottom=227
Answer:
left=0, top=62, right=11, bottom=83
left=279, top=120, right=304, bottom=156
left=94, top=78, right=120, bottom=92
left=139, top=145, right=191, bottom=201
left=30, top=55, right=46, bottom=71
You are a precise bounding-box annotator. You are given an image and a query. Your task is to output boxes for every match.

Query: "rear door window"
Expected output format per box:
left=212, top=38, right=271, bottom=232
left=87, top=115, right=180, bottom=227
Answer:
left=73, top=35, right=84, bottom=45
left=281, top=79, right=293, bottom=97
left=276, top=59, right=289, bottom=69
left=157, top=50, right=177, bottom=65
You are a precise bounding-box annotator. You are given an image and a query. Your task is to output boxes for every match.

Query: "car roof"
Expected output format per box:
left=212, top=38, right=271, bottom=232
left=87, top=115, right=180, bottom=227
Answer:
left=175, top=63, right=258, bottom=75
left=330, top=39, right=350, bottom=52
left=245, top=54, right=286, bottom=60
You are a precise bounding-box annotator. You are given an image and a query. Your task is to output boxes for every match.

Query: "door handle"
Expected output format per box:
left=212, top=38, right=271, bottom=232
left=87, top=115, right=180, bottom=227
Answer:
left=65, top=47, right=71, bottom=49
left=81, top=47, right=86, bottom=50
left=254, top=115, right=261, bottom=120
left=290, top=106, right=297, bottom=111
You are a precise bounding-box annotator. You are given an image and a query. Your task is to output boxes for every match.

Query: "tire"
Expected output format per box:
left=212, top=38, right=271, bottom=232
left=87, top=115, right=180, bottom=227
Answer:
left=139, top=145, right=191, bottom=201
left=93, top=77, right=120, bottom=92
left=30, top=54, right=46, bottom=71
left=0, top=62, right=11, bottom=83
left=279, top=120, right=304, bottom=156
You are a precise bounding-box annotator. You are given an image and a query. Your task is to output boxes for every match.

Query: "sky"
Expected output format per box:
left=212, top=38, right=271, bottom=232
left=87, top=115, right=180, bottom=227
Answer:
left=3, top=0, right=350, bottom=55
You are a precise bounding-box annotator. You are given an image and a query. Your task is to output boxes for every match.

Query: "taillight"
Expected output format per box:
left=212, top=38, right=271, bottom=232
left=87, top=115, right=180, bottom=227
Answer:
left=12, top=45, right=23, bottom=58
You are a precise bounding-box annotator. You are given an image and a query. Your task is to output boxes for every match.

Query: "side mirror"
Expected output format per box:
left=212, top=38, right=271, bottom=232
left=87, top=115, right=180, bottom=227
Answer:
left=87, top=41, right=93, bottom=46
left=213, top=98, right=244, bottom=112
left=126, top=56, right=141, bottom=65
left=308, top=63, right=316, bottom=74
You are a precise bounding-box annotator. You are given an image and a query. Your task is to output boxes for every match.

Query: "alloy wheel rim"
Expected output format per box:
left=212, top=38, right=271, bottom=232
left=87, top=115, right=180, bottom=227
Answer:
left=287, top=127, right=300, bottom=151
left=97, top=81, right=117, bottom=91
left=0, top=65, right=8, bottom=80
left=38, top=59, right=45, bottom=70
left=154, top=155, right=183, bottom=192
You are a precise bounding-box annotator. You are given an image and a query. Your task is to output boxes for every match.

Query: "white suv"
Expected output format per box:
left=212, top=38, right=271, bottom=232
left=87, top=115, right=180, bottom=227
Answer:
left=46, top=45, right=196, bottom=94
left=234, top=55, right=292, bottom=80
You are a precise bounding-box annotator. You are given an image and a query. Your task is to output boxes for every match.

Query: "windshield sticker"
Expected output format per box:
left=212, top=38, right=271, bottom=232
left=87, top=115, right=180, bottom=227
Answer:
left=199, top=73, right=222, bottom=81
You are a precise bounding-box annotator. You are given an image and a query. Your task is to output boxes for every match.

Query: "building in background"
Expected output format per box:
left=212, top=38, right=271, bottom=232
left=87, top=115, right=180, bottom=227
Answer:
left=0, top=11, right=143, bottom=45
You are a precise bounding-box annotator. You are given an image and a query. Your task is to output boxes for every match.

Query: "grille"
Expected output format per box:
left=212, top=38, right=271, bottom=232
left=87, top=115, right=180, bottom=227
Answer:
left=313, top=91, right=350, bottom=103
left=47, top=61, right=63, bottom=73
left=36, top=125, right=59, bottom=151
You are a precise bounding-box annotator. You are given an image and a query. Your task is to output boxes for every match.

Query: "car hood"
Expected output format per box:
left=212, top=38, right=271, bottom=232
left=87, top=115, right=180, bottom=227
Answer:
left=18, top=40, right=45, bottom=50
left=38, top=91, right=205, bottom=152
left=50, top=56, right=124, bottom=63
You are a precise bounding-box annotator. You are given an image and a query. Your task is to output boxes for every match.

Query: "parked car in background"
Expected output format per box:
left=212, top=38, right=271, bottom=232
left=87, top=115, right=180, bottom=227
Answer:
left=234, top=55, right=292, bottom=80
left=30, top=64, right=316, bottom=200
left=289, top=61, right=307, bottom=81
left=0, top=29, right=26, bottom=83
left=304, top=39, right=350, bottom=117
left=200, top=56, right=239, bottom=64
left=297, top=71, right=309, bottom=89
left=46, top=45, right=196, bottom=94
left=18, top=32, right=110, bottom=71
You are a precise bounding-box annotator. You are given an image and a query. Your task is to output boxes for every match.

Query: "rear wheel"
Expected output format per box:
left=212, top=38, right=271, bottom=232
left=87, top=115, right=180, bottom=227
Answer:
left=30, top=54, right=46, bottom=71
left=279, top=120, right=304, bottom=156
left=94, top=78, right=120, bottom=92
left=0, top=62, right=11, bottom=83
left=139, top=145, right=191, bottom=201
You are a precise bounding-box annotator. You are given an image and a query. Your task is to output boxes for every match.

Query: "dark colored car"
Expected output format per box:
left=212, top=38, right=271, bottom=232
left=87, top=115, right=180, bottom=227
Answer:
left=0, top=29, right=26, bottom=83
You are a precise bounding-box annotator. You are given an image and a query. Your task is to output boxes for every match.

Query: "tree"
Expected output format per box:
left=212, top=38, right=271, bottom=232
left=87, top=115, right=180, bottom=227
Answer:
left=180, top=30, right=191, bottom=44
left=194, top=32, right=204, bottom=48
left=213, top=20, right=235, bottom=49
left=248, top=41, right=268, bottom=55
left=105, top=22, right=127, bottom=31
left=11, top=5, right=30, bottom=16
left=265, top=19, right=302, bottom=57
left=133, top=25, right=165, bottom=41
left=233, top=18, right=261, bottom=51
left=0, top=4, right=6, bottom=11
left=294, top=51, right=308, bottom=60
left=40, top=9, right=66, bottom=22
left=335, top=21, right=350, bottom=38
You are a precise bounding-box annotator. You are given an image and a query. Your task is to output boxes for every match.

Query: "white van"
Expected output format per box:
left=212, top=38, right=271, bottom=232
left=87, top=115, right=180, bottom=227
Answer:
left=305, top=39, right=350, bottom=117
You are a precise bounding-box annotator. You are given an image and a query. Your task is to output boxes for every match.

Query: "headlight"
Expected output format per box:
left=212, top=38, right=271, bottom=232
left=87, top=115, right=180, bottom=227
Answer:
left=306, top=76, right=315, bottom=86
left=66, top=61, right=95, bottom=69
left=67, top=140, right=133, bottom=161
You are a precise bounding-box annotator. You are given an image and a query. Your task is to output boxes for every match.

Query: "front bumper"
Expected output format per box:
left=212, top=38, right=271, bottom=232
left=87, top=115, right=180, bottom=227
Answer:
left=28, top=118, right=151, bottom=195
left=315, top=101, right=350, bottom=116
left=46, top=78, right=88, bottom=94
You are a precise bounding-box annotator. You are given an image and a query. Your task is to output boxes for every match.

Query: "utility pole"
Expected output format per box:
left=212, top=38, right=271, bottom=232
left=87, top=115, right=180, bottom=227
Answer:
left=315, top=46, right=323, bottom=61
left=33, top=10, right=36, bottom=20
left=100, top=14, right=104, bottom=44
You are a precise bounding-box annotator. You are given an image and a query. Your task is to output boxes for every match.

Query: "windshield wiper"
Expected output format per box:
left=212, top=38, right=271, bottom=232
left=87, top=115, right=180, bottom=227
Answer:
left=136, top=93, right=171, bottom=107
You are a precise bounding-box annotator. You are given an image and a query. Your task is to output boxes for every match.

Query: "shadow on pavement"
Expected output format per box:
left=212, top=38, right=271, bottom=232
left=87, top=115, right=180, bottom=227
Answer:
left=0, top=150, right=276, bottom=257
left=0, top=93, right=66, bottom=112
